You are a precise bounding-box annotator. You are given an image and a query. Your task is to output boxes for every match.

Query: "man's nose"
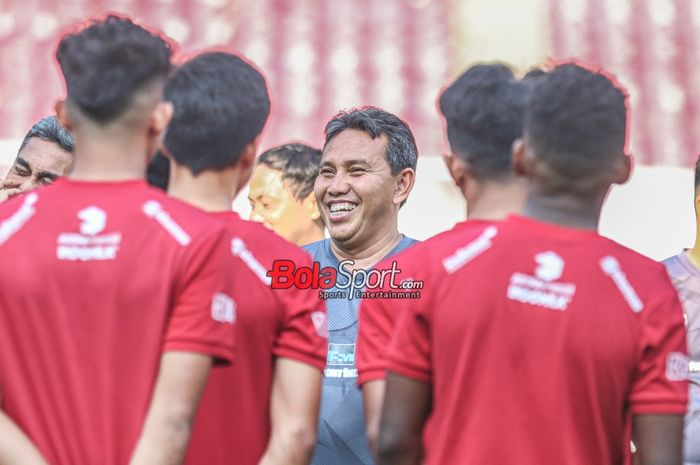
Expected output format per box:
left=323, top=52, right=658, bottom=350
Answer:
left=326, top=172, right=351, bottom=195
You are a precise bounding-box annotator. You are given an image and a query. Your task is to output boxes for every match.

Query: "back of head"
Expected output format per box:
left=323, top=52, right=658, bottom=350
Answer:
left=324, top=106, right=418, bottom=175
left=439, top=63, right=533, bottom=181
left=524, top=63, right=628, bottom=187
left=20, top=116, right=74, bottom=154
left=56, top=15, right=172, bottom=124
left=164, top=51, right=271, bottom=175
left=257, top=143, right=321, bottom=200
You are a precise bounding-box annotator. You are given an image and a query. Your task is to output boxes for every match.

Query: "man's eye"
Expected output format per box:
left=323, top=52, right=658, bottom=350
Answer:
left=39, top=178, right=54, bottom=186
left=320, top=168, right=334, bottom=176
left=349, top=167, right=366, bottom=174
left=14, top=167, right=29, bottom=176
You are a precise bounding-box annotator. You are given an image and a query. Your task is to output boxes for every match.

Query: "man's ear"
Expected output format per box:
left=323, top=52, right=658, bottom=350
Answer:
left=55, top=100, right=72, bottom=131
left=302, top=191, right=321, bottom=221
left=149, top=101, right=173, bottom=137
left=512, top=138, right=530, bottom=177
left=613, top=152, right=632, bottom=185
left=238, top=134, right=262, bottom=172
left=393, top=167, right=416, bottom=207
left=443, top=152, right=468, bottom=188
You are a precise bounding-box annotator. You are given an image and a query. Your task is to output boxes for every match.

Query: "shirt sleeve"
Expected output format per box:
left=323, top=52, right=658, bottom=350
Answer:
left=357, top=254, right=415, bottom=385
left=163, top=225, right=236, bottom=364
left=273, top=252, right=328, bottom=370
left=629, top=278, right=689, bottom=414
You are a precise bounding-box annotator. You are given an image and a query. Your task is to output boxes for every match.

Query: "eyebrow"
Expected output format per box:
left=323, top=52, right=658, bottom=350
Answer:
left=15, top=157, right=59, bottom=181
left=320, top=159, right=372, bottom=168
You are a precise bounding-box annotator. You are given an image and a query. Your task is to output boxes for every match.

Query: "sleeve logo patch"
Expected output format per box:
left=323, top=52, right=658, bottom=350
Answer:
left=211, top=293, right=236, bottom=324
left=666, top=352, right=690, bottom=381
left=311, top=311, right=328, bottom=338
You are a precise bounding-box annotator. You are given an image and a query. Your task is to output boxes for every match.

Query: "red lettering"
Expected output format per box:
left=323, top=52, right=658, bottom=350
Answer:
left=267, top=259, right=295, bottom=289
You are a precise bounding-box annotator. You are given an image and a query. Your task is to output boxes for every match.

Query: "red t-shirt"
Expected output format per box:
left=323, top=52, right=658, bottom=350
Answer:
left=185, top=212, right=327, bottom=465
left=0, top=179, right=236, bottom=465
left=386, top=215, right=688, bottom=465
left=357, top=220, right=487, bottom=385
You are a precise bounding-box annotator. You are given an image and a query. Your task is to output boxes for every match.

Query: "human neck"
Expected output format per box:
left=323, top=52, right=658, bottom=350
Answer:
left=295, top=225, right=326, bottom=247
left=68, top=134, right=150, bottom=181
left=330, top=224, right=402, bottom=270
left=466, top=179, right=526, bottom=221
left=168, top=164, right=240, bottom=213
left=687, top=226, right=700, bottom=269
left=521, top=187, right=606, bottom=231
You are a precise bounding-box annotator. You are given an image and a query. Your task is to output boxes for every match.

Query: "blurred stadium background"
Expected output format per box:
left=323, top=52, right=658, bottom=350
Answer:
left=0, top=0, right=695, bottom=259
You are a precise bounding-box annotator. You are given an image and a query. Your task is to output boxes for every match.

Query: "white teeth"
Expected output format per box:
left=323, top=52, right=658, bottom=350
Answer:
left=329, top=202, right=357, bottom=213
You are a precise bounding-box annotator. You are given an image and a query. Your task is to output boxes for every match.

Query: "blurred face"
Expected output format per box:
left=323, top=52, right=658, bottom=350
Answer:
left=248, top=164, right=319, bottom=244
left=315, top=129, right=398, bottom=249
left=5, top=138, right=72, bottom=192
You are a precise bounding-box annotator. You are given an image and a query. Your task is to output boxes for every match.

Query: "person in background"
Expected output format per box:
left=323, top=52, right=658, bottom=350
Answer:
left=306, top=107, right=418, bottom=465
left=162, top=50, right=327, bottom=465
left=248, top=143, right=325, bottom=246
left=1, top=115, right=74, bottom=201
left=664, top=154, right=700, bottom=465
left=357, top=63, right=537, bottom=456
left=377, top=63, right=688, bottom=465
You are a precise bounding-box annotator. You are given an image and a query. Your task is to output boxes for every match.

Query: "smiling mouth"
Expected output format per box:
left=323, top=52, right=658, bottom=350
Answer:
left=328, top=202, right=358, bottom=219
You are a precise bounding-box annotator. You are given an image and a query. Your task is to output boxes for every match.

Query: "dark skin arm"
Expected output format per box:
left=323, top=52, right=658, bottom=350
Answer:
left=362, top=379, right=386, bottom=459
left=633, top=414, right=684, bottom=465
left=376, top=372, right=431, bottom=465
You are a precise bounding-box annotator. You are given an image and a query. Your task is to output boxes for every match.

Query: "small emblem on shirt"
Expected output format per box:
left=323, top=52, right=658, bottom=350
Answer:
left=57, top=206, right=121, bottom=261
left=325, top=343, right=358, bottom=378
left=142, top=200, right=191, bottom=246
left=442, top=226, right=498, bottom=274
left=507, top=251, right=576, bottom=311
left=311, top=311, right=328, bottom=338
left=211, top=293, right=236, bottom=324
left=666, top=352, right=690, bottom=381
left=0, top=192, right=38, bottom=245
left=600, top=256, right=643, bottom=313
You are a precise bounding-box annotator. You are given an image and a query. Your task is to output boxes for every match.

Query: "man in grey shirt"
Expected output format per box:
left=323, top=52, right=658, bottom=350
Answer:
left=664, top=155, right=700, bottom=465
left=305, top=107, right=418, bottom=465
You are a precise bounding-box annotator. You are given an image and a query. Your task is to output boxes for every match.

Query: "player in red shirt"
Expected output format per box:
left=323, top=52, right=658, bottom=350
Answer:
left=160, top=51, right=327, bottom=465
left=0, top=16, right=237, bottom=465
left=356, top=64, right=540, bottom=454
left=375, top=63, right=689, bottom=465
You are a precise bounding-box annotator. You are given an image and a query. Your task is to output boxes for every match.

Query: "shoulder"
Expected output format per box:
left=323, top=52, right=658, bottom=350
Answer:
left=302, top=238, right=330, bottom=260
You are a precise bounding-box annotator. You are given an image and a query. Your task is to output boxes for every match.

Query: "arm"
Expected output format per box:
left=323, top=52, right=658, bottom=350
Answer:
left=129, top=351, right=213, bottom=465
left=632, top=414, right=684, bottom=465
left=362, top=379, right=386, bottom=458
left=0, top=410, right=49, bottom=465
left=376, top=372, right=431, bottom=465
left=258, top=358, right=322, bottom=465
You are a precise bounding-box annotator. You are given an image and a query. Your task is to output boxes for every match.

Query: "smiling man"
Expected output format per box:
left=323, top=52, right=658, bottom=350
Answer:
left=1, top=116, right=74, bottom=201
left=304, top=107, right=418, bottom=465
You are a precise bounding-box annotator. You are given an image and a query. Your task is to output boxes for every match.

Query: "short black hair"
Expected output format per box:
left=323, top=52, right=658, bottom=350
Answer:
left=439, top=63, right=533, bottom=180
left=324, top=107, right=418, bottom=175
left=19, top=116, right=74, bottom=154
left=146, top=150, right=170, bottom=191
left=56, top=15, right=172, bottom=124
left=525, top=63, right=627, bottom=181
left=257, top=143, right=322, bottom=200
left=164, top=51, right=271, bottom=176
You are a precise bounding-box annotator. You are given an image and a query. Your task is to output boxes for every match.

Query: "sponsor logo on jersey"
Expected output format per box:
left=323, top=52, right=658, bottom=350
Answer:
left=327, top=343, right=356, bottom=366
left=142, top=200, right=191, bottom=246
left=666, top=352, right=690, bottom=381
left=599, top=256, right=644, bottom=313
left=57, top=206, right=121, bottom=261
left=0, top=192, right=37, bottom=245
left=210, top=292, right=236, bottom=324
left=442, top=226, right=498, bottom=274
left=507, top=251, right=576, bottom=311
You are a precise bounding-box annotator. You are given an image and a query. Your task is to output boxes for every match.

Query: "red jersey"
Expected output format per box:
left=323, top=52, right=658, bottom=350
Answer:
left=0, top=179, right=236, bottom=465
left=386, top=215, right=688, bottom=465
left=185, top=212, right=327, bottom=465
left=357, top=220, right=488, bottom=385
